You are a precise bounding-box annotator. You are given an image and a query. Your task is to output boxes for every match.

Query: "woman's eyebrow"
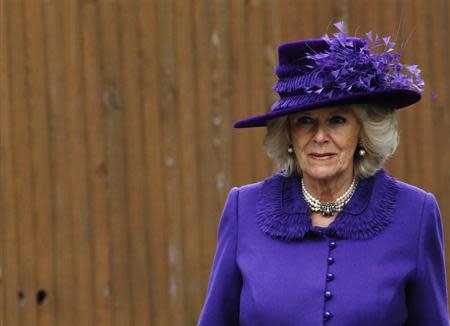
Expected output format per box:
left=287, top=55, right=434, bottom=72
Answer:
left=290, top=114, right=310, bottom=120
left=296, top=113, right=314, bottom=117
left=328, top=108, right=351, bottom=115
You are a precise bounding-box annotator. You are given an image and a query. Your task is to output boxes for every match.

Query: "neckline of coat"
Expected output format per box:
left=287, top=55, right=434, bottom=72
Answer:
left=255, top=168, right=399, bottom=241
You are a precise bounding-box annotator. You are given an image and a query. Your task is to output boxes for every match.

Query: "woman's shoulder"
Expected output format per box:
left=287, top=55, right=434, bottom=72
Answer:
left=394, top=177, right=428, bottom=197
left=392, top=176, right=438, bottom=208
left=233, top=173, right=283, bottom=196
left=387, top=175, right=441, bottom=229
left=225, top=173, right=289, bottom=213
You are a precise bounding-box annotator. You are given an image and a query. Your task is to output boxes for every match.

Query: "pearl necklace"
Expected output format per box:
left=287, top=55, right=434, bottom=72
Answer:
left=301, top=177, right=358, bottom=217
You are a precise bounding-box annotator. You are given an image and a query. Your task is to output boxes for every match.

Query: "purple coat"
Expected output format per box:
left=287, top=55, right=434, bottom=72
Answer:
left=198, top=169, right=449, bottom=325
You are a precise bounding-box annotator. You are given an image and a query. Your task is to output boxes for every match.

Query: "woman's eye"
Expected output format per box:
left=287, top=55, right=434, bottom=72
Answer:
left=329, top=116, right=347, bottom=125
left=295, top=116, right=314, bottom=125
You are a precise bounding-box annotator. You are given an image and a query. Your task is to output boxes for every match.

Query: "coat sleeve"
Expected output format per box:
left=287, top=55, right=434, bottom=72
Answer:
left=197, top=187, right=242, bottom=326
left=406, top=193, right=450, bottom=325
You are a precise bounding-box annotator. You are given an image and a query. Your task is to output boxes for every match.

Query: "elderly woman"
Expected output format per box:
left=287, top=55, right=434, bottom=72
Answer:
left=198, top=23, right=449, bottom=326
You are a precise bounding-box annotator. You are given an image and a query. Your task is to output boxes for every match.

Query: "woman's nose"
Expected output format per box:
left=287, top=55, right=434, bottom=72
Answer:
left=312, top=125, right=329, bottom=143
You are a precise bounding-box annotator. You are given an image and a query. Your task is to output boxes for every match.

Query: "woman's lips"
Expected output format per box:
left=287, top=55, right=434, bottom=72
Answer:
left=309, top=153, right=336, bottom=160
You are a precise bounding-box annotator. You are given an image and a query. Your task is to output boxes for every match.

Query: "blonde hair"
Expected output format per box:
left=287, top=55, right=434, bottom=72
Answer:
left=263, top=104, right=399, bottom=179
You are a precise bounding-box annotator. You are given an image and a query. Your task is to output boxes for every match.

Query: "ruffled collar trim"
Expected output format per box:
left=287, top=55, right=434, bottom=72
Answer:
left=256, top=169, right=398, bottom=241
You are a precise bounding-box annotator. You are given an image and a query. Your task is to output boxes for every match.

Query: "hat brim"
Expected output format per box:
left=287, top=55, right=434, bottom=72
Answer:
left=233, top=89, right=421, bottom=128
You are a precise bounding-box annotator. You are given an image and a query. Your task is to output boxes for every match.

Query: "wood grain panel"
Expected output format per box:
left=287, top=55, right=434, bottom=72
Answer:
left=42, top=0, right=77, bottom=323
left=137, top=0, right=169, bottom=324
left=399, top=1, right=425, bottom=187
left=229, top=0, right=254, bottom=185
left=97, top=1, right=134, bottom=325
left=379, top=0, right=407, bottom=181
left=156, top=0, right=186, bottom=324
left=263, top=0, right=281, bottom=174
left=247, top=0, right=272, bottom=180
left=427, top=0, right=450, bottom=289
left=413, top=0, right=437, bottom=189
left=174, top=0, right=202, bottom=323
left=62, top=0, right=95, bottom=324
left=192, top=0, right=219, bottom=302
left=117, top=0, right=151, bottom=324
left=24, top=0, right=57, bottom=324
left=80, top=1, right=113, bottom=324
left=428, top=0, right=450, bottom=207
left=0, top=0, right=5, bottom=316
left=8, top=0, right=39, bottom=324
left=1, top=0, right=20, bottom=324
left=1, top=1, right=449, bottom=325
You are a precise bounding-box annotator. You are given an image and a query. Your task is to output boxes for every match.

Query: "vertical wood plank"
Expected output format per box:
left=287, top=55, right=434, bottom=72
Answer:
left=0, top=0, right=20, bottom=324
left=212, top=0, right=234, bottom=200
left=0, top=1, right=5, bottom=320
left=263, top=0, right=281, bottom=175
left=391, top=0, right=413, bottom=178
left=80, top=1, right=113, bottom=324
left=192, top=0, right=218, bottom=302
left=412, top=0, right=437, bottom=190
left=376, top=0, right=407, bottom=180
left=9, top=0, right=38, bottom=324
left=428, top=0, right=450, bottom=197
left=229, top=0, right=254, bottom=185
left=156, top=0, right=186, bottom=323
left=382, top=1, right=408, bottom=180
left=314, top=0, right=338, bottom=35
left=42, top=0, right=76, bottom=324
left=23, top=0, right=57, bottom=325
left=174, top=0, right=202, bottom=323
left=0, top=0, right=6, bottom=322
left=97, top=1, right=134, bottom=325
left=137, top=0, right=169, bottom=324
left=247, top=0, right=272, bottom=181
left=428, top=0, right=450, bottom=290
left=395, top=1, right=421, bottom=186
left=62, top=0, right=95, bottom=325
left=117, top=0, right=151, bottom=324
left=337, top=0, right=350, bottom=24
left=278, top=0, right=303, bottom=41
left=352, top=0, right=379, bottom=34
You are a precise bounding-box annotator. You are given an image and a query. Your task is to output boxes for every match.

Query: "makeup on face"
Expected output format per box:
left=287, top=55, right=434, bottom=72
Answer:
left=289, top=106, right=361, bottom=182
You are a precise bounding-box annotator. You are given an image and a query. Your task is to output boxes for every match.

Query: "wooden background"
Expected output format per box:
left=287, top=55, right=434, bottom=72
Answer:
left=0, top=0, right=449, bottom=325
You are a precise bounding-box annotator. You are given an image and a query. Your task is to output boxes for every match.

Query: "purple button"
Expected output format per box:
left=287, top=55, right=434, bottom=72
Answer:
left=324, top=311, right=333, bottom=320
left=325, top=290, right=332, bottom=300
left=326, top=273, right=335, bottom=281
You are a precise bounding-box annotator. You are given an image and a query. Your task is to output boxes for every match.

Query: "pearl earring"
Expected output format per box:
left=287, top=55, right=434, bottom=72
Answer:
left=288, top=145, right=294, bottom=154
left=358, top=148, right=366, bottom=156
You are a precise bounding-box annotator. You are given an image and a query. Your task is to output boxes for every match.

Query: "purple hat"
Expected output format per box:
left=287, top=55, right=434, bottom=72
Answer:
left=233, top=22, right=424, bottom=128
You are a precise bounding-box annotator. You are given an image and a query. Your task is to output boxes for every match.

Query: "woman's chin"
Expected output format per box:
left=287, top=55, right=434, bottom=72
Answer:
left=302, top=167, right=344, bottom=182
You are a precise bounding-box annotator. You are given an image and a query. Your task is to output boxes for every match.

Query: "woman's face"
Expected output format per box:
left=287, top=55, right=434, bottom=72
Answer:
left=289, top=106, right=361, bottom=182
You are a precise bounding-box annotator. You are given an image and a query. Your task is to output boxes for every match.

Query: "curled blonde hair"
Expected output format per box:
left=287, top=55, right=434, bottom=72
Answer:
left=263, top=104, right=399, bottom=179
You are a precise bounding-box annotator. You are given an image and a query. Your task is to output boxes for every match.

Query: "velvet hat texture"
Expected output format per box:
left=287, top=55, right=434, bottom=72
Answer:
left=233, top=22, right=424, bottom=128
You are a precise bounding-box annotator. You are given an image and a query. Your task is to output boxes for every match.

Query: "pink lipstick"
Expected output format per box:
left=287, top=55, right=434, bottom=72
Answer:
left=309, top=153, right=336, bottom=160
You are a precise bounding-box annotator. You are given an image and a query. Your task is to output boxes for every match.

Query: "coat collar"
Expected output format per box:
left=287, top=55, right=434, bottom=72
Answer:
left=256, top=169, right=398, bottom=241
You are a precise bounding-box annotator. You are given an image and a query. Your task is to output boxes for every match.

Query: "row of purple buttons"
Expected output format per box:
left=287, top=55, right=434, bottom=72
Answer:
left=324, top=240, right=337, bottom=321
